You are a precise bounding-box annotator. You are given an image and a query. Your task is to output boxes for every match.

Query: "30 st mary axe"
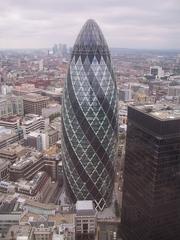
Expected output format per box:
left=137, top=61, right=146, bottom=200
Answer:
left=61, top=19, right=118, bottom=210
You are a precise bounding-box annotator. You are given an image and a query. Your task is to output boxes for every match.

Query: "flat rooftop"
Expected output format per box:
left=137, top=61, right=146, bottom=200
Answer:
left=11, top=151, right=42, bottom=170
left=22, top=114, right=43, bottom=124
left=0, top=116, right=21, bottom=122
left=0, top=143, right=26, bottom=154
left=0, top=198, right=17, bottom=213
left=76, top=200, right=93, bottom=211
left=18, top=171, right=46, bottom=190
left=6, top=225, right=31, bottom=239
left=0, top=127, right=16, bottom=141
left=134, top=104, right=180, bottom=120
left=0, top=158, right=9, bottom=168
left=20, top=212, right=75, bottom=225
left=23, top=93, right=49, bottom=102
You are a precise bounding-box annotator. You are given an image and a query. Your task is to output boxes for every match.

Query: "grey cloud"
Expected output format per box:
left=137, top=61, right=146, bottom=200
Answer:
left=0, top=0, right=179, bottom=49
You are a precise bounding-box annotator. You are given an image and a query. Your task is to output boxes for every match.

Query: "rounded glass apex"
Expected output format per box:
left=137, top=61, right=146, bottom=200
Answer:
left=72, top=19, right=110, bottom=59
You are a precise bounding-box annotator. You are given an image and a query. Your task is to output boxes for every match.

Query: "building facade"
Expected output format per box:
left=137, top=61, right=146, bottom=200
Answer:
left=0, top=159, right=9, bottom=181
left=23, top=93, right=49, bottom=115
left=0, top=127, right=23, bottom=149
left=62, top=19, right=118, bottom=210
left=121, top=105, right=180, bottom=240
left=21, top=114, right=49, bottom=137
left=0, top=95, right=23, bottom=118
left=75, top=200, right=96, bottom=239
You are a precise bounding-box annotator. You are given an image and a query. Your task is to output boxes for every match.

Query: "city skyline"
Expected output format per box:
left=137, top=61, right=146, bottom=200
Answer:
left=0, top=12, right=180, bottom=238
left=0, top=0, right=179, bottom=49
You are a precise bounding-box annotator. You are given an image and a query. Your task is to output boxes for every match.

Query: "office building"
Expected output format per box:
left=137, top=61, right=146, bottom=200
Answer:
left=0, top=95, right=23, bottom=118
left=150, top=66, right=164, bottom=79
left=119, top=89, right=132, bottom=102
left=25, top=127, right=59, bottom=151
left=0, top=158, right=9, bottom=181
left=23, top=93, right=49, bottom=115
left=9, top=150, right=44, bottom=181
left=0, top=143, right=27, bottom=163
left=8, top=147, right=59, bottom=182
left=25, top=131, right=43, bottom=151
left=21, top=114, right=49, bottom=137
left=168, top=85, right=180, bottom=97
left=0, top=116, right=21, bottom=130
left=16, top=171, right=51, bottom=201
left=42, top=103, right=61, bottom=118
left=121, top=104, right=180, bottom=240
left=0, top=126, right=23, bottom=149
left=75, top=200, right=96, bottom=239
left=62, top=19, right=118, bottom=210
left=0, top=198, right=22, bottom=238
left=5, top=225, right=32, bottom=240
left=12, top=83, right=41, bottom=96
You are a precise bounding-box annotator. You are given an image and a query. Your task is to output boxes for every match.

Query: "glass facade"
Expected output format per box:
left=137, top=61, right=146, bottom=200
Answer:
left=121, top=106, right=180, bottom=240
left=61, top=19, right=118, bottom=210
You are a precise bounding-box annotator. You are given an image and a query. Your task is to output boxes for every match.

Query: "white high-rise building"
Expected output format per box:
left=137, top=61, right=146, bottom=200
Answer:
left=150, top=66, right=164, bottom=79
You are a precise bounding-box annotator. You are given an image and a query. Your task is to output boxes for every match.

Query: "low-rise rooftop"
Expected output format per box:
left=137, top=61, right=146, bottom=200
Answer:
left=6, top=225, right=31, bottom=239
left=0, top=143, right=26, bottom=155
left=11, top=150, right=42, bottom=170
left=0, top=116, right=21, bottom=123
left=23, top=93, right=49, bottom=102
left=22, top=114, right=43, bottom=125
left=76, top=200, right=96, bottom=216
left=0, top=158, right=9, bottom=169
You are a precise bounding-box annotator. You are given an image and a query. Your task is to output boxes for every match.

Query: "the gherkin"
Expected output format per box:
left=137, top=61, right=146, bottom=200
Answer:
left=62, top=19, right=118, bottom=210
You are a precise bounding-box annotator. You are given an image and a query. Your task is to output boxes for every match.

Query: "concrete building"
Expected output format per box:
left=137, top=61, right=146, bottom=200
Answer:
left=5, top=225, right=32, bottom=240
left=8, top=147, right=60, bottom=182
left=0, top=173, right=51, bottom=202
left=119, top=89, right=132, bottom=102
left=16, top=171, right=51, bottom=201
left=31, top=221, right=54, bottom=240
left=25, top=131, right=44, bottom=151
left=9, top=150, right=43, bottom=181
left=118, top=106, right=127, bottom=126
left=0, top=180, right=16, bottom=194
left=57, top=161, right=63, bottom=186
left=1, top=84, right=13, bottom=96
left=47, top=127, right=59, bottom=147
left=56, top=224, right=75, bottom=240
left=23, top=93, right=49, bottom=115
left=41, top=88, right=63, bottom=102
left=150, top=66, right=164, bottom=79
left=0, top=126, right=23, bottom=149
left=75, top=200, right=96, bottom=239
left=25, top=126, right=59, bottom=151
left=0, top=116, right=21, bottom=130
left=21, top=114, right=49, bottom=137
left=0, top=158, right=9, bottom=181
left=168, top=85, right=180, bottom=97
left=0, top=143, right=27, bottom=163
left=42, top=103, right=61, bottom=119
left=12, top=84, right=41, bottom=96
left=0, top=198, right=22, bottom=238
left=0, top=95, right=23, bottom=118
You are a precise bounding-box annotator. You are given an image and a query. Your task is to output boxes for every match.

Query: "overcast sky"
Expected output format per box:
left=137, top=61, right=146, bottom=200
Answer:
left=0, top=0, right=180, bottom=49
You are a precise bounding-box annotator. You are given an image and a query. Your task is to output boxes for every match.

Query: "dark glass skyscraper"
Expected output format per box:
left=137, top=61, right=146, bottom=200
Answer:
left=61, top=19, right=118, bottom=210
left=121, top=105, right=180, bottom=240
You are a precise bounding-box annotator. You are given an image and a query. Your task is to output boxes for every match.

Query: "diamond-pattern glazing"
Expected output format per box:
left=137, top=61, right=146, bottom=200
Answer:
left=62, top=19, right=118, bottom=211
